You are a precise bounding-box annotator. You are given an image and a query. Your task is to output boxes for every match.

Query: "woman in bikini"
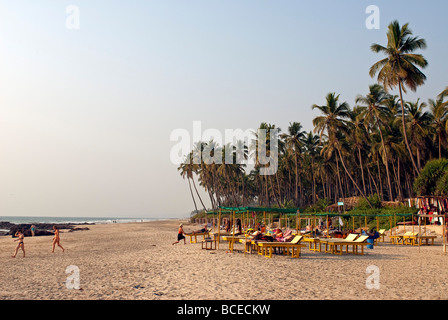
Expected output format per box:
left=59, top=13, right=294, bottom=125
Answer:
left=172, top=224, right=186, bottom=245
left=52, top=226, right=65, bottom=253
left=12, top=230, right=25, bottom=258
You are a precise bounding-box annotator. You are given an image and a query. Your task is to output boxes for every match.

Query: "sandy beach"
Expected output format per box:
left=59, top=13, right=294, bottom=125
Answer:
left=0, top=219, right=447, bottom=300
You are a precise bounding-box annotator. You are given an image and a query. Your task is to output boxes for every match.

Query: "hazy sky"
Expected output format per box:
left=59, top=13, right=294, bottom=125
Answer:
left=1, top=1, right=447, bottom=218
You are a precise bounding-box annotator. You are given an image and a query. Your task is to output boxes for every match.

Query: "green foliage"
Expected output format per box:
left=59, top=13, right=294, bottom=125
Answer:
left=356, top=193, right=382, bottom=209
left=303, top=198, right=331, bottom=213
left=436, top=173, right=448, bottom=196
left=413, top=159, right=448, bottom=196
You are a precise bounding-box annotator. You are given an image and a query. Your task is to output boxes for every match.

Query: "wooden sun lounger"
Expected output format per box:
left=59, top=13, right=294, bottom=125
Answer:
left=321, top=235, right=369, bottom=255
left=319, top=233, right=358, bottom=253
left=302, top=237, right=324, bottom=252
left=411, top=235, right=437, bottom=246
left=186, top=231, right=210, bottom=244
left=222, top=236, right=247, bottom=252
left=374, top=229, right=386, bottom=244
left=255, top=236, right=306, bottom=258
left=402, top=232, right=419, bottom=245
left=390, top=231, right=413, bottom=245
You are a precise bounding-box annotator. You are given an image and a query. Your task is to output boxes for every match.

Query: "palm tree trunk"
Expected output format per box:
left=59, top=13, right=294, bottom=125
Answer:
left=367, top=165, right=380, bottom=197
left=187, top=178, right=199, bottom=213
left=294, top=154, right=299, bottom=206
left=335, top=153, right=345, bottom=201
left=376, top=156, right=384, bottom=200
left=376, top=118, right=394, bottom=201
left=192, top=178, right=207, bottom=212
left=398, top=81, right=420, bottom=175
left=357, top=147, right=367, bottom=195
left=311, top=157, right=317, bottom=205
left=335, top=144, right=373, bottom=207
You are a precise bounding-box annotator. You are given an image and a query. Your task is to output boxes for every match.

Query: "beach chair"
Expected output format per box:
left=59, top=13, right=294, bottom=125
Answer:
left=323, top=235, right=369, bottom=255
left=186, top=231, right=210, bottom=244
left=302, top=237, right=322, bottom=252
left=222, top=235, right=246, bottom=252
left=390, top=231, right=412, bottom=245
left=256, top=235, right=306, bottom=258
left=374, top=229, right=386, bottom=244
left=412, top=234, right=437, bottom=246
left=402, top=232, right=418, bottom=245
left=343, top=235, right=370, bottom=255
left=320, top=233, right=358, bottom=254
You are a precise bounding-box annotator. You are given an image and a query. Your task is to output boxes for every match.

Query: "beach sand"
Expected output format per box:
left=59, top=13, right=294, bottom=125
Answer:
left=1, top=219, right=447, bottom=300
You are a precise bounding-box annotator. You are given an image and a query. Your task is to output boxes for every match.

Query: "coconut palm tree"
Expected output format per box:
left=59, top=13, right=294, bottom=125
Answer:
left=439, top=87, right=448, bottom=100
left=356, top=84, right=394, bottom=200
left=403, top=99, right=432, bottom=171
left=428, top=96, right=448, bottom=159
left=177, top=153, right=199, bottom=214
left=369, top=20, right=428, bottom=175
left=312, top=93, right=372, bottom=207
left=281, top=122, right=306, bottom=206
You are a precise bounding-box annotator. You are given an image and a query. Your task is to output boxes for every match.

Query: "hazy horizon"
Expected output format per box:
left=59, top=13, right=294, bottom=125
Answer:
left=1, top=1, right=447, bottom=218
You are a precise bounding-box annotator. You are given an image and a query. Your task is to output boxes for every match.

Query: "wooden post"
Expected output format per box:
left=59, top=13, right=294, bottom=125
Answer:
left=218, top=208, right=222, bottom=249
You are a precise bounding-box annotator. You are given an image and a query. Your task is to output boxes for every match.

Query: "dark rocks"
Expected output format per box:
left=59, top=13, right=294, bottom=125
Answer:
left=0, top=222, right=93, bottom=237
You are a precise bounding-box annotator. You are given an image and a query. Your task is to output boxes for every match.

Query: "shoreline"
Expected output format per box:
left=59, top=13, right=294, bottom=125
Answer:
left=1, top=219, right=447, bottom=300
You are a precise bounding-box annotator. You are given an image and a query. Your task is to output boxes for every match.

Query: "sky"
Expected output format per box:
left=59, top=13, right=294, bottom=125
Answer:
left=0, top=0, right=447, bottom=218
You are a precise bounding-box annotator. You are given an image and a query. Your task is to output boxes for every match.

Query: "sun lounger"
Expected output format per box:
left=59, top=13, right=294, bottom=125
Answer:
left=222, top=235, right=246, bottom=252
left=412, top=235, right=437, bottom=246
left=322, top=235, right=369, bottom=255
left=374, top=229, right=386, bottom=244
left=402, top=232, right=419, bottom=245
left=186, top=231, right=210, bottom=244
left=390, top=231, right=412, bottom=245
left=302, top=237, right=322, bottom=252
left=255, top=235, right=306, bottom=258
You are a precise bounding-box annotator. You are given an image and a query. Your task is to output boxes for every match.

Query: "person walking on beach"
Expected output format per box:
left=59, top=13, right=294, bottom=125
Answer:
left=30, top=225, right=36, bottom=237
left=12, top=230, right=25, bottom=258
left=172, top=224, right=186, bottom=245
left=52, top=226, right=65, bottom=253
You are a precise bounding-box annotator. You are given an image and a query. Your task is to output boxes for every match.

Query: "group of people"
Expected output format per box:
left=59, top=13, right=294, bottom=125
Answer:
left=12, top=225, right=65, bottom=258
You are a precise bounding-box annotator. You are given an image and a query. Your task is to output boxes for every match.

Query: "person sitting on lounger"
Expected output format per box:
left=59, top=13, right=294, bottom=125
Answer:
left=191, top=224, right=208, bottom=234
left=363, top=228, right=379, bottom=240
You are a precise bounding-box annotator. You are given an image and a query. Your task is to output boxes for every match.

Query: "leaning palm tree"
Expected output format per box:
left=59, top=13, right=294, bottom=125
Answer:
left=178, top=153, right=199, bottom=214
left=356, top=84, right=394, bottom=200
left=312, top=93, right=372, bottom=207
left=369, top=20, right=428, bottom=175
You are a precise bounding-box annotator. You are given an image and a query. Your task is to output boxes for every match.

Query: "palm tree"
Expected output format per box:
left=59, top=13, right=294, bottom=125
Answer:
left=369, top=20, right=428, bottom=175
left=281, top=122, right=306, bottom=206
left=428, top=96, right=448, bottom=159
left=439, top=87, right=448, bottom=100
left=177, top=153, right=199, bottom=214
left=312, top=93, right=372, bottom=207
left=347, top=107, right=369, bottom=196
left=356, top=84, right=394, bottom=200
left=302, top=131, right=321, bottom=204
left=403, top=99, right=432, bottom=171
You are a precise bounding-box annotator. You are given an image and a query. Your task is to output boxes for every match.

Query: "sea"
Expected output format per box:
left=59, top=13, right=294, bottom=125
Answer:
left=0, top=216, right=173, bottom=232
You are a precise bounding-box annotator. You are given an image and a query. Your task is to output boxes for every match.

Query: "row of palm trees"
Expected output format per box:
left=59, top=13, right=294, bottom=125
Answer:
left=177, top=20, right=448, bottom=212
